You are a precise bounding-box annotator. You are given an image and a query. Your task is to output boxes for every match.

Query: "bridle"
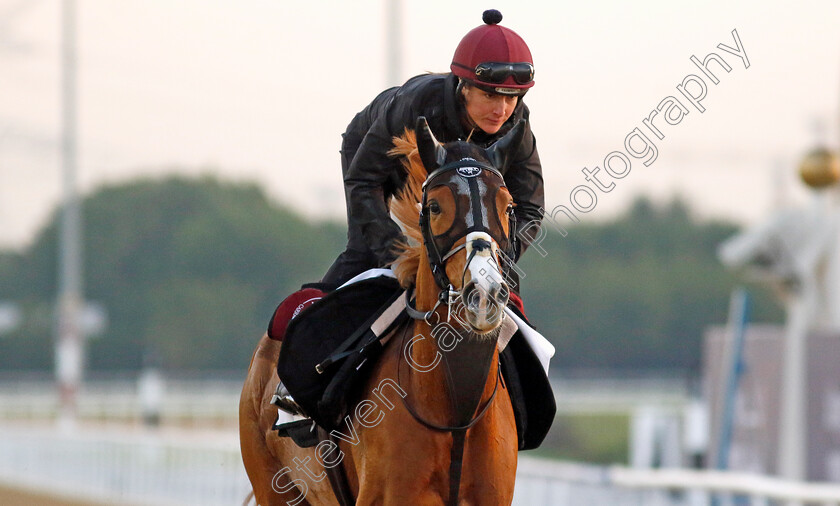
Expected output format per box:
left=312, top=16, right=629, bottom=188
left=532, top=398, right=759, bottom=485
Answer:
left=406, top=156, right=513, bottom=321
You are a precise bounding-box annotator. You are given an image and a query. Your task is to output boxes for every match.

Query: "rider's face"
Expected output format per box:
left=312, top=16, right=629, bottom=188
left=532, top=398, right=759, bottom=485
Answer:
left=462, top=85, right=518, bottom=135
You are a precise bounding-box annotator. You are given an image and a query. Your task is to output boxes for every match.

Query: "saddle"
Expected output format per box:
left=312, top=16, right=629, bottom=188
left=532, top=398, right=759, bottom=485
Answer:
left=276, top=277, right=408, bottom=430
left=270, top=275, right=556, bottom=451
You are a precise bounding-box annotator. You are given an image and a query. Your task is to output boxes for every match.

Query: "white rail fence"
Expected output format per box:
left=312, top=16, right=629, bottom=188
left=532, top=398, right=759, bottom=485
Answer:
left=0, top=372, right=242, bottom=424
left=0, top=427, right=249, bottom=506
left=1, top=426, right=840, bottom=506
left=515, top=458, right=840, bottom=506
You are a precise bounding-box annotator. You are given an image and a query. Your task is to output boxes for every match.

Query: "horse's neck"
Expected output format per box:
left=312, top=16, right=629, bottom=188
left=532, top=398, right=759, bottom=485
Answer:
left=407, top=267, right=499, bottom=427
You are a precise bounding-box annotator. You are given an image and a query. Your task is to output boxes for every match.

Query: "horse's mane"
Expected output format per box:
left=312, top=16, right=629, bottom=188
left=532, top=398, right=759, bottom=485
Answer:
left=388, top=129, right=427, bottom=288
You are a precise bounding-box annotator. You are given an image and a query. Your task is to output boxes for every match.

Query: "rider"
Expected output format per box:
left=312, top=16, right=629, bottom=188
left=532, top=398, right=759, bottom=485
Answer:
left=269, top=9, right=544, bottom=415
left=321, top=9, right=544, bottom=295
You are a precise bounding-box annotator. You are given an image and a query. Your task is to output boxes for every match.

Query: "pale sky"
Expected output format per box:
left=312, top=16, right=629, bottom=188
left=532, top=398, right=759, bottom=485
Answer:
left=2, top=0, right=839, bottom=249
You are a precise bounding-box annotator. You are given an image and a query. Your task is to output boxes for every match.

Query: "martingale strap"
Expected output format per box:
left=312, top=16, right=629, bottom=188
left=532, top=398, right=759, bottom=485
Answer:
left=396, top=329, right=501, bottom=506
left=395, top=155, right=512, bottom=504
left=316, top=426, right=356, bottom=506
left=448, top=430, right=467, bottom=506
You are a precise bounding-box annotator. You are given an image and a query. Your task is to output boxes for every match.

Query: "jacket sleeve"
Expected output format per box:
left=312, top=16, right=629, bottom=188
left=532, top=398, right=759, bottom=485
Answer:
left=343, top=103, right=408, bottom=266
left=505, top=120, right=545, bottom=261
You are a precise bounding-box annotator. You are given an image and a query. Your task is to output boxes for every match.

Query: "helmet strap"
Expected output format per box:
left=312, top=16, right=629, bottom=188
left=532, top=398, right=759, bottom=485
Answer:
left=465, top=128, right=475, bottom=143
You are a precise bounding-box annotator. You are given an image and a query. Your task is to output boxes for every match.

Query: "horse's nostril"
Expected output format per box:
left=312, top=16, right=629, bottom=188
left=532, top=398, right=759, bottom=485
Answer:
left=495, top=282, right=510, bottom=307
left=461, top=280, right=508, bottom=313
left=461, top=281, right=480, bottom=311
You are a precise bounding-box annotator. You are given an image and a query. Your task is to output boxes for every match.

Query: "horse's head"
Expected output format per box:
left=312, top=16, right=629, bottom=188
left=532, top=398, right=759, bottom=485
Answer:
left=404, top=116, right=524, bottom=335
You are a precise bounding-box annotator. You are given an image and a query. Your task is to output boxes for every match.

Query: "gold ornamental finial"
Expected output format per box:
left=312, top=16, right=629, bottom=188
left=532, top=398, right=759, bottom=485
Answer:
left=798, top=147, right=840, bottom=188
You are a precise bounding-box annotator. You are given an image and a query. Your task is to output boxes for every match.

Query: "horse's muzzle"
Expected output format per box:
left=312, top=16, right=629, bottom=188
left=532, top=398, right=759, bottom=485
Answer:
left=460, top=232, right=510, bottom=333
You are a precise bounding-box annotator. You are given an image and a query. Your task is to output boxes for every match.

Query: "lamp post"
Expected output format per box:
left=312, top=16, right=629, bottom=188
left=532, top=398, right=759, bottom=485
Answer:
left=385, top=0, right=402, bottom=87
left=776, top=146, right=840, bottom=482
left=56, top=0, right=83, bottom=431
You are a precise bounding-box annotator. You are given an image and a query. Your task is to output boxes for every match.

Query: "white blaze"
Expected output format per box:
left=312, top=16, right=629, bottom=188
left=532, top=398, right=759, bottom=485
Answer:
left=463, top=231, right=507, bottom=330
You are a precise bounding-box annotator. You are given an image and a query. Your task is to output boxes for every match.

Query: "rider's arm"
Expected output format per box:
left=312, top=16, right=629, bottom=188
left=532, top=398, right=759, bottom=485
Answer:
left=505, top=117, right=544, bottom=261
left=343, top=104, right=409, bottom=266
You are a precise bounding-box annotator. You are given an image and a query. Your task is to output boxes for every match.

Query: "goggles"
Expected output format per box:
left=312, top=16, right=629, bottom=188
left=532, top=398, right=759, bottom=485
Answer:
left=474, top=62, right=534, bottom=85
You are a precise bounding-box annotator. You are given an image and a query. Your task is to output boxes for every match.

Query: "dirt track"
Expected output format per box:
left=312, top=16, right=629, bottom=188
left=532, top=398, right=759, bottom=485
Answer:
left=0, top=484, right=103, bottom=506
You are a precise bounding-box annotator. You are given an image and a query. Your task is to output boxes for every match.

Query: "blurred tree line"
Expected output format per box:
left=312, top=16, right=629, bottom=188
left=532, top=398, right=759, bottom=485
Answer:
left=518, top=198, right=780, bottom=372
left=0, top=176, right=781, bottom=373
left=0, top=176, right=345, bottom=371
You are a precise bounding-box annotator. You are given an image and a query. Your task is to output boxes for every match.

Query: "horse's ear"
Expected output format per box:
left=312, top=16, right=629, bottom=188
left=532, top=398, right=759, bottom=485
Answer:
left=486, top=119, right=526, bottom=172
left=416, top=116, right=446, bottom=171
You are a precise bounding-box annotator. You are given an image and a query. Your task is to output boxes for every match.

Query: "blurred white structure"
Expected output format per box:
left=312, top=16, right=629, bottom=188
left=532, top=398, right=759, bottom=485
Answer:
left=138, top=368, right=165, bottom=427
left=718, top=147, right=840, bottom=481
left=718, top=176, right=840, bottom=331
left=0, top=302, right=20, bottom=334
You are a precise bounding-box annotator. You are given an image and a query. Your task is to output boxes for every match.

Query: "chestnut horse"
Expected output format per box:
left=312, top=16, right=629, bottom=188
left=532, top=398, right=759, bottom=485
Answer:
left=240, top=117, right=524, bottom=505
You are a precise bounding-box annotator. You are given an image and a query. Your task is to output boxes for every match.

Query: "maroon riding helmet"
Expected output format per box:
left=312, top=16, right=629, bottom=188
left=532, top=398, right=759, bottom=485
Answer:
left=450, top=10, right=534, bottom=96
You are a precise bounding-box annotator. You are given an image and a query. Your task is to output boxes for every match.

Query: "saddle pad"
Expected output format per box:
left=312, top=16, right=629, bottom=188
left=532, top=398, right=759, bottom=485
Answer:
left=500, top=306, right=557, bottom=450
left=277, top=276, right=404, bottom=428
left=267, top=288, right=326, bottom=341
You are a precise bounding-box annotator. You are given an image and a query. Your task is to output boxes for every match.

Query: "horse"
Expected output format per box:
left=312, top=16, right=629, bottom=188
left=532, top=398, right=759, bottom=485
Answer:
left=239, top=116, right=525, bottom=505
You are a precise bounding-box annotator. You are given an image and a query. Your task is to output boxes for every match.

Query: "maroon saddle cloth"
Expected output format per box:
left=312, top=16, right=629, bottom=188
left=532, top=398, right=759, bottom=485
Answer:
left=267, top=287, right=327, bottom=341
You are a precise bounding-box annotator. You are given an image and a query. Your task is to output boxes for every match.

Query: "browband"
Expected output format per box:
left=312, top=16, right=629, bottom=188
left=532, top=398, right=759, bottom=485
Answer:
left=422, top=159, right=504, bottom=191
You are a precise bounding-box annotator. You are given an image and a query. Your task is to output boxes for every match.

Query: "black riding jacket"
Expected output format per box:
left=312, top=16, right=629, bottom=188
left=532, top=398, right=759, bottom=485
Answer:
left=341, top=72, right=544, bottom=267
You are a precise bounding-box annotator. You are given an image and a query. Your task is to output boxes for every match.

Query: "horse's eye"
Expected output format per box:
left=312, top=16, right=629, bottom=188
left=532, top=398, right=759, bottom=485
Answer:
left=428, top=201, right=441, bottom=215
